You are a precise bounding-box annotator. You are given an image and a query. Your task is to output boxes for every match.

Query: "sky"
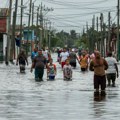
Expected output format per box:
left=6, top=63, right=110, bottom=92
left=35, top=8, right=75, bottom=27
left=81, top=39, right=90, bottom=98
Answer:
left=0, top=0, right=118, bottom=33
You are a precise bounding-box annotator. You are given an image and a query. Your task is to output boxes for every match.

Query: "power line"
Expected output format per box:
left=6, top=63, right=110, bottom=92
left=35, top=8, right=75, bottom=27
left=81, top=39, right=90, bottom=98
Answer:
left=33, top=0, right=37, bottom=3
left=42, top=0, right=111, bottom=8
left=48, top=9, right=116, bottom=18
left=53, top=6, right=116, bottom=10
left=23, top=0, right=30, bottom=6
left=43, top=0, right=110, bottom=5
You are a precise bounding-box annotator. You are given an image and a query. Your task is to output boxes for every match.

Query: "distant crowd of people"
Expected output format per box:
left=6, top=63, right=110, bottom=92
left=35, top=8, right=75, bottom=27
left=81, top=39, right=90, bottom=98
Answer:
left=16, top=47, right=119, bottom=97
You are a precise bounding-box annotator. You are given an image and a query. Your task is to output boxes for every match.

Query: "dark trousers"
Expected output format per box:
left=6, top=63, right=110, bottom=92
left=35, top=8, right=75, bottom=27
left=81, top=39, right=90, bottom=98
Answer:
left=70, top=61, right=76, bottom=68
left=94, top=75, right=106, bottom=91
left=106, top=73, right=116, bottom=84
left=35, top=68, right=44, bottom=81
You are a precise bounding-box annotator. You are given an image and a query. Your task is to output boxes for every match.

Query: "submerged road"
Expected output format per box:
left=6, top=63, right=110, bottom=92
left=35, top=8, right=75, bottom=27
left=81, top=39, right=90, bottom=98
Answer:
left=0, top=53, right=120, bottom=120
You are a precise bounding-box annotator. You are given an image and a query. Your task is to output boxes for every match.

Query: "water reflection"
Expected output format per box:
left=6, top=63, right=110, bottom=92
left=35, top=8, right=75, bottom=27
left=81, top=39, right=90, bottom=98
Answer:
left=91, top=91, right=106, bottom=120
left=94, top=95, right=106, bottom=102
left=92, top=89, right=120, bottom=120
left=93, top=101, right=106, bottom=118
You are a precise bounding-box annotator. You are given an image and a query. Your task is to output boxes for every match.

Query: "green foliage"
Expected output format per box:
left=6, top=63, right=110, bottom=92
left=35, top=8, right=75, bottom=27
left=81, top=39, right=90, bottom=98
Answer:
left=54, top=30, right=78, bottom=48
left=75, top=33, right=88, bottom=49
left=70, top=30, right=77, bottom=39
left=51, top=37, right=62, bottom=47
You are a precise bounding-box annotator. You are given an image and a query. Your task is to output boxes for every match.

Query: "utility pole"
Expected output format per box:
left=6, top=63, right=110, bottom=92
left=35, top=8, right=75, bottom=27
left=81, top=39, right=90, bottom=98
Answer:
left=86, top=22, right=90, bottom=51
left=38, top=3, right=53, bottom=48
left=44, top=19, right=48, bottom=47
left=86, top=22, right=88, bottom=32
left=117, top=0, right=120, bottom=61
left=10, top=0, right=18, bottom=62
left=36, top=6, right=39, bottom=27
left=100, top=13, right=104, bottom=56
left=96, top=16, right=99, bottom=51
left=83, top=26, right=85, bottom=34
left=20, top=0, right=23, bottom=52
left=36, top=6, right=39, bottom=48
left=101, top=13, right=106, bottom=57
left=40, top=2, right=43, bottom=48
left=43, top=19, right=47, bottom=48
left=92, top=15, right=95, bottom=30
left=48, top=21, right=51, bottom=50
left=6, top=0, right=12, bottom=65
left=26, top=0, right=32, bottom=56
left=96, top=17, right=98, bottom=32
left=91, top=15, right=95, bottom=52
left=32, top=3, right=34, bottom=26
left=108, top=12, right=111, bottom=52
left=103, top=23, right=106, bottom=57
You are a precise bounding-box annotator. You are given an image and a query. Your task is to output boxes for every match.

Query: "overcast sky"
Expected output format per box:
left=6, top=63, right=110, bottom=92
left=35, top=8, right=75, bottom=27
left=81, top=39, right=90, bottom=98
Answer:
left=0, top=0, right=118, bottom=33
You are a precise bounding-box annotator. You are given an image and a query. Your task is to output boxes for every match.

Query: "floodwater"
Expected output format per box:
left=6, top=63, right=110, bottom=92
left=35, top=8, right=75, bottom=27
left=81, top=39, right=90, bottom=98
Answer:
left=0, top=53, right=120, bottom=120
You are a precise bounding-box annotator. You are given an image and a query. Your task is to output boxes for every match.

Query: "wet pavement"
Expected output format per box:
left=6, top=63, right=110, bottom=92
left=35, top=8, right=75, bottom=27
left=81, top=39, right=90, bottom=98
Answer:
left=0, top=53, right=120, bottom=120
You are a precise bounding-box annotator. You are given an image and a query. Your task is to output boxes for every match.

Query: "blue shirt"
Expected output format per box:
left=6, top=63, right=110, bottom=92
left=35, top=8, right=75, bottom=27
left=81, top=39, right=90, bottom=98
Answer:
left=31, top=51, right=38, bottom=61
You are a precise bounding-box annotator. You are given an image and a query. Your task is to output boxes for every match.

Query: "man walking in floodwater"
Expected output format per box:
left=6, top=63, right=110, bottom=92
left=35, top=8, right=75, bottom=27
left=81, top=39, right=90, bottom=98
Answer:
left=89, top=51, right=108, bottom=96
left=59, top=48, right=69, bottom=69
left=105, top=52, right=119, bottom=87
left=30, top=49, right=48, bottom=81
left=69, top=48, right=79, bottom=68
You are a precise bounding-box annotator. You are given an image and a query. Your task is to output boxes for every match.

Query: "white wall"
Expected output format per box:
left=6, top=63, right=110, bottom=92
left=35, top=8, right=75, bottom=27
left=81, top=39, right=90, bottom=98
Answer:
left=3, top=34, right=7, bottom=56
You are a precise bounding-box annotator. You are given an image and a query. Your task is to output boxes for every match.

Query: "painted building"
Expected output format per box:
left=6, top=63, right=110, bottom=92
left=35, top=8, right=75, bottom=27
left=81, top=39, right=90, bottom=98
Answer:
left=22, top=29, right=35, bottom=54
left=23, top=29, right=34, bottom=41
left=0, top=8, right=8, bottom=62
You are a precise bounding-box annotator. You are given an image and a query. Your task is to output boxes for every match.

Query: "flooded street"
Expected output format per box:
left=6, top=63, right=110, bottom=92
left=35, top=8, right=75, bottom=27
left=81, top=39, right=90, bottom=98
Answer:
left=0, top=53, right=120, bottom=120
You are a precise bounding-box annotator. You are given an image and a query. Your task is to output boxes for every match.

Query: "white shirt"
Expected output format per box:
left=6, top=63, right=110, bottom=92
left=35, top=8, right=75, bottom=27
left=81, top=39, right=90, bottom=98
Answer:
left=60, top=52, right=69, bottom=62
left=42, top=50, right=48, bottom=60
left=105, top=57, right=117, bottom=74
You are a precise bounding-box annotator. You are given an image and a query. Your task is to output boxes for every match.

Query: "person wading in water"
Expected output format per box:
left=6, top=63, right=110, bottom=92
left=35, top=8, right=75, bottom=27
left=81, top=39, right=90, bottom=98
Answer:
left=16, top=49, right=28, bottom=73
left=30, top=49, right=48, bottom=81
left=89, top=51, right=108, bottom=96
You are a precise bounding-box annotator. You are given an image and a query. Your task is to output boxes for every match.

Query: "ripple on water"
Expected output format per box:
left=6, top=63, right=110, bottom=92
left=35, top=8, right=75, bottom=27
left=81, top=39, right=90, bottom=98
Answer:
left=0, top=55, right=120, bottom=120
